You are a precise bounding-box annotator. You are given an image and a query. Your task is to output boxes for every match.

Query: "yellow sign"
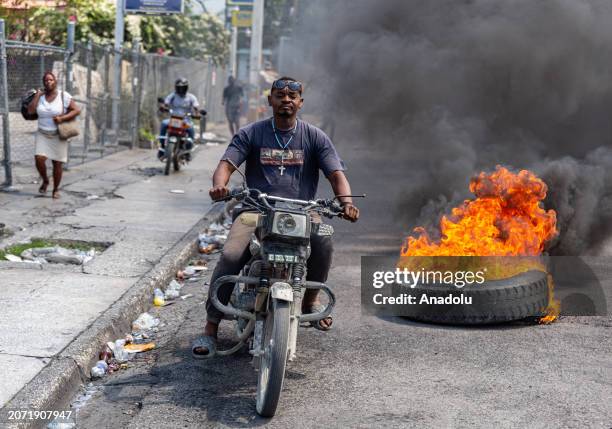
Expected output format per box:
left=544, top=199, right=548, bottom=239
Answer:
left=232, top=10, right=252, bottom=27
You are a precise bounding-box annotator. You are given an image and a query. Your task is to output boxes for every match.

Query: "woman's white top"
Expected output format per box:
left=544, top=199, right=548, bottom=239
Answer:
left=36, top=91, right=72, bottom=132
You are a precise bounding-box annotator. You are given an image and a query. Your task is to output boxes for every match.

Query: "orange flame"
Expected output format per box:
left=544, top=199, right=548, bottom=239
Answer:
left=400, top=166, right=560, bottom=321
left=539, top=274, right=560, bottom=324
left=401, top=166, right=557, bottom=257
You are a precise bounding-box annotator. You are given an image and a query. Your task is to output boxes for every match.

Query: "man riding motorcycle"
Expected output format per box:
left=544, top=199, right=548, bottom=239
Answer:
left=193, top=77, right=360, bottom=357
left=158, top=77, right=200, bottom=161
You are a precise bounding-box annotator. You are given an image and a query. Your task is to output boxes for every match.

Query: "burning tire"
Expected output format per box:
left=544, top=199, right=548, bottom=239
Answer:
left=401, top=270, right=549, bottom=325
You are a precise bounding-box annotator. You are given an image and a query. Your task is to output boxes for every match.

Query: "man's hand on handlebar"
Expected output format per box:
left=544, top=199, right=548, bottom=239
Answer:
left=341, top=203, right=359, bottom=222
left=208, top=184, right=360, bottom=221
left=209, top=185, right=230, bottom=202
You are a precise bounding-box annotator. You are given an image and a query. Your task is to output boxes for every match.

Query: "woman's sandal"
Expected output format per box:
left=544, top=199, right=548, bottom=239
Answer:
left=304, top=303, right=333, bottom=331
left=38, top=181, right=49, bottom=194
left=192, top=335, right=217, bottom=359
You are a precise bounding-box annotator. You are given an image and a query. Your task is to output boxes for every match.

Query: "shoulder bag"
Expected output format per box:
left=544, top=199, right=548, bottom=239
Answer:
left=57, top=91, right=79, bottom=141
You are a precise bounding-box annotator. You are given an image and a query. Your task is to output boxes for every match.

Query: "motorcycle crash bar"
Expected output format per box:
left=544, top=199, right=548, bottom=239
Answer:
left=210, top=275, right=336, bottom=323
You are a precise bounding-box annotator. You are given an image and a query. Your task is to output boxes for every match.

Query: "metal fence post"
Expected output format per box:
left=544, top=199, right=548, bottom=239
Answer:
left=111, top=0, right=125, bottom=146
left=64, top=20, right=75, bottom=166
left=111, top=45, right=123, bottom=146
left=65, top=20, right=75, bottom=93
left=205, top=58, right=213, bottom=122
left=83, top=39, right=93, bottom=154
left=39, top=50, right=45, bottom=81
left=0, top=19, right=12, bottom=187
left=130, top=38, right=140, bottom=149
left=100, top=44, right=111, bottom=149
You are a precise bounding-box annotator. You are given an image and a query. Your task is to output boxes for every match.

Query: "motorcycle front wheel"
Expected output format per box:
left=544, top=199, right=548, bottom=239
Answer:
left=173, top=141, right=181, bottom=172
left=256, top=299, right=290, bottom=417
left=164, top=141, right=173, bottom=175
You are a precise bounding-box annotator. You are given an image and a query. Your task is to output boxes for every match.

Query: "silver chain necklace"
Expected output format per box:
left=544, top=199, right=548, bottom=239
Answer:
left=271, top=118, right=297, bottom=176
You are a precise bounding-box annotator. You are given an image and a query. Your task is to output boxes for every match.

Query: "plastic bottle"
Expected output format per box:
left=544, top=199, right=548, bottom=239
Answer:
left=90, top=360, right=108, bottom=378
left=153, top=288, right=165, bottom=306
left=114, top=339, right=129, bottom=362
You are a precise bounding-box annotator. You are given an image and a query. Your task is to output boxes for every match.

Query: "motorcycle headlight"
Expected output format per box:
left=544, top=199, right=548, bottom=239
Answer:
left=272, top=212, right=308, bottom=238
left=169, top=136, right=178, bottom=143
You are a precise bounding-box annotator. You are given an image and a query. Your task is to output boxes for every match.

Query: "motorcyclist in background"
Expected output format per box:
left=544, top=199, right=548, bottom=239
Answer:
left=158, top=77, right=200, bottom=161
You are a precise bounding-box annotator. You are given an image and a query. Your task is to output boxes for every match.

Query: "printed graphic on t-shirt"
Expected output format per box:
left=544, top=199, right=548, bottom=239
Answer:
left=260, top=148, right=304, bottom=166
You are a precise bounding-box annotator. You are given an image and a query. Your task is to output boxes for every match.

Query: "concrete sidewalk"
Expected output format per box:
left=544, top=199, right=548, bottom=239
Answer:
left=0, top=131, right=230, bottom=419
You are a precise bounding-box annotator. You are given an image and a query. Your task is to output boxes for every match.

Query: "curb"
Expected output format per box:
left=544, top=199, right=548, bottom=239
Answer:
left=0, top=202, right=227, bottom=429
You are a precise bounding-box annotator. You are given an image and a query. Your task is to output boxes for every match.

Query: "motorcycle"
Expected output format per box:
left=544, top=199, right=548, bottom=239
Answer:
left=157, top=101, right=205, bottom=175
left=210, top=176, right=362, bottom=417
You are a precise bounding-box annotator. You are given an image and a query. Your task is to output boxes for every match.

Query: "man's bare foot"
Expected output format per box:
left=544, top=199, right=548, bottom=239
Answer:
left=193, top=321, right=219, bottom=356
left=314, top=315, right=333, bottom=330
left=52, top=190, right=60, bottom=199
left=302, top=300, right=333, bottom=330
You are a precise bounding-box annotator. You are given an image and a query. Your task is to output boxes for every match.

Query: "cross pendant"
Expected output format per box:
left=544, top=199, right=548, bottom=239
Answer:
left=278, top=151, right=286, bottom=176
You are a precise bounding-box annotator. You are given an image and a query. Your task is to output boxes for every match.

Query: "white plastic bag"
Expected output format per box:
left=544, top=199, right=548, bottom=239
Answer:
left=132, top=312, right=160, bottom=332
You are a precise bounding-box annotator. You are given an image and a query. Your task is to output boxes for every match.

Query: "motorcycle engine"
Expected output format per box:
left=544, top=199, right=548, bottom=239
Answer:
left=234, top=289, right=256, bottom=311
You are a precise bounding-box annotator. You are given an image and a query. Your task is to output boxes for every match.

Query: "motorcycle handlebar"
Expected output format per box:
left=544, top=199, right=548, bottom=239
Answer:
left=213, top=187, right=346, bottom=218
left=329, top=201, right=345, bottom=216
left=158, top=106, right=198, bottom=118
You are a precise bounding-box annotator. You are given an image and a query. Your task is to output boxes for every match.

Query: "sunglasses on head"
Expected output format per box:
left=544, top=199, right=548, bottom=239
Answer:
left=272, top=79, right=303, bottom=93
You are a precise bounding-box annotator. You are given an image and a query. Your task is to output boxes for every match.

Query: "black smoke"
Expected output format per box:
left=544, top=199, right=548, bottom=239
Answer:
left=290, top=0, right=612, bottom=255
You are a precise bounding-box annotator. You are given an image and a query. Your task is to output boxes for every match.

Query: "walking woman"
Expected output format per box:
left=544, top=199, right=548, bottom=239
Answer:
left=27, top=71, right=80, bottom=199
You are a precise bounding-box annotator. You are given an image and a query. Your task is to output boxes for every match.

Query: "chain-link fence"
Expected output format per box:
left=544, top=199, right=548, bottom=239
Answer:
left=0, top=19, right=227, bottom=187
left=2, top=42, right=69, bottom=175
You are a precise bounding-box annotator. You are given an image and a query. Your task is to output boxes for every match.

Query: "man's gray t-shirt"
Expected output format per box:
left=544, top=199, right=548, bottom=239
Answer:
left=222, top=118, right=345, bottom=200
left=164, top=92, right=199, bottom=116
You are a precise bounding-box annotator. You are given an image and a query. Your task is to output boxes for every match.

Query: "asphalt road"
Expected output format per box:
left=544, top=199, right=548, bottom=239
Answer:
left=72, top=137, right=612, bottom=428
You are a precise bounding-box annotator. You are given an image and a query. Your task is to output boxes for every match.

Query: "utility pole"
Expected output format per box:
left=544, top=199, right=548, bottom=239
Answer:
left=112, top=0, right=125, bottom=144
left=226, top=2, right=239, bottom=78
left=249, top=0, right=264, bottom=120
left=230, top=25, right=238, bottom=78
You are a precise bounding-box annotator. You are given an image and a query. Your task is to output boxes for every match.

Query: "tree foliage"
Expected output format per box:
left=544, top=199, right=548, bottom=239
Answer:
left=139, top=3, right=229, bottom=65
left=0, top=0, right=116, bottom=45
left=0, top=0, right=229, bottom=64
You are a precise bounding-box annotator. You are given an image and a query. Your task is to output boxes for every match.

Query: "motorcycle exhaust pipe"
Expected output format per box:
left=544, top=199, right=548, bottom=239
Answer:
left=299, top=282, right=336, bottom=323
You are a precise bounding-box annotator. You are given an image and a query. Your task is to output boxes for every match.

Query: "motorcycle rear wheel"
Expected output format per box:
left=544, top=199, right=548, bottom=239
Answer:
left=164, top=141, right=173, bottom=176
left=256, top=299, right=290, bottom=417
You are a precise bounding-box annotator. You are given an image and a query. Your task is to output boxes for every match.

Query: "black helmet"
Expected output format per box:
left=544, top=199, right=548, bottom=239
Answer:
left=175, top=77, right=188, bottom=96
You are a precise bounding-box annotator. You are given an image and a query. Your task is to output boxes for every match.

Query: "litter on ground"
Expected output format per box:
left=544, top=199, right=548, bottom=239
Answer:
left=18, top=246, right=97, bottom=265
